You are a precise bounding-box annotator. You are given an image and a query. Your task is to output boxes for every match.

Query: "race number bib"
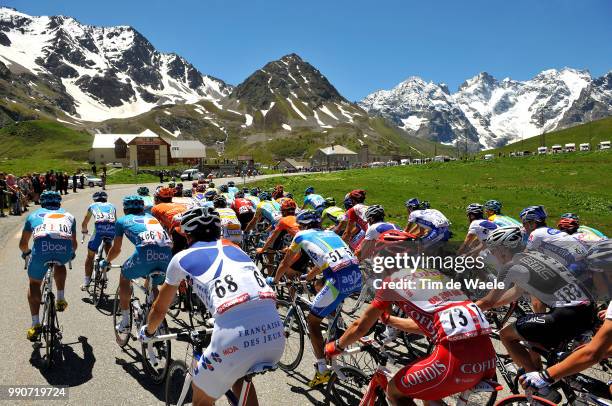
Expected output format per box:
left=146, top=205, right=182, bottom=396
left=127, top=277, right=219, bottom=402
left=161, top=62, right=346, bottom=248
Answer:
left=437, top=303, right=490, bottom=341
left=206, top=265, right=275, bottom=315
left=93, top=210, right=115, bottom=224
left=138, top=227, right=172, bottom=247
left=238, top=205, right=252, bottom=214
left=325, top=247, right=356, bottom=272
left=553, top=283, right=589, bottom=306
left=33, top=213, right=73, bottom=240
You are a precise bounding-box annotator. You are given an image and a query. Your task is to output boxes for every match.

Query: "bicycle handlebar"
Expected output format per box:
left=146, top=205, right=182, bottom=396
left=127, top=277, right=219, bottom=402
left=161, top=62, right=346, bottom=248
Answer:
left=147, top=325, right=215, bottom=344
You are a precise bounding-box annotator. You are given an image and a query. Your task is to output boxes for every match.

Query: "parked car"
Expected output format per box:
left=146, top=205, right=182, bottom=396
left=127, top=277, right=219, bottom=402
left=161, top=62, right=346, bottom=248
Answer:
left=484, top=154, right=494, bottom=160
left=180, top=168, right=203, bottom=181
left=107, top=161, right=123, bottom=168
left=564, top=143, right=576, bottom=152
left=599, top=141, right=610, bottom=150
left=68, top=174, right=103, bottom=188
left=537, top=146, right=548, bottom=155
left=579, top=143, right=590, bottom=152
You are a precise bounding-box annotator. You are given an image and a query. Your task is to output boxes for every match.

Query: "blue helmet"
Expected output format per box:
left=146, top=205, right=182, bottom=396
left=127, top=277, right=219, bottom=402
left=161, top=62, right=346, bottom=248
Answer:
left=250, top=188, right=259, bottom=196
left=304, top=186, right=314, bottom=195
left=219, top=184, right=229, bottom=193
left=137, top=186, right=150, bottom=196
left=560, top=212, right=579, bottom=220
left=484, top=199, right=502, bottom=214
left=343, top=195, right=354, bottom=210
left=420, top=201, right=431, bottom=210
left=296, top=210, right=321, bottom=226
left=204, top=190, right=217, bottom=200
left=228, top=181, right=235, bottom=187
left=123, top=195, right=144, bottom=211
left=93, top=191, right=108, bottom=202
left=259, top=191, right=272, bottom=201
left=40, top=191, right=62, bottom=209
left=405, top=198, right=420, bottom=209
left=520, top=205, right=547, bottom=222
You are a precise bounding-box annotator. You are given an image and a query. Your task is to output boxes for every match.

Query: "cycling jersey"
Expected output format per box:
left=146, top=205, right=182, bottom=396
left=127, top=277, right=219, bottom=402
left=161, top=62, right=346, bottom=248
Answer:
left=231, top=198, right=255, bottom=216
left=364, top=221, right=401, bottom=241
left=228, top=186, right=240, bottom=195
left=142, top=196, right=154, bottom=214
left=467, top=219, right=498, bottom=242
left=87, top=202, right=116, bottom=251
left=256, top=200, right=281, bottom=226
left=607, top=302, right=612, bottom=320
left=498, top=251, right=591, bottom=308
left=526, top=227, right=588, bottom=267
left=574, top=225, right=607, bottom=243
left=408, top=209, right=450, bottom=230
left=275, top=215, right=300, bottom=235
left=303, top=193, right=325, bottom=210
left=221, top=192, right=234, bottom=204
left=346, top=204, right=369, bottom=232
left=24, top=208, right=76, bottom=280
left=245, top=194, right=260, bottom=207
left=165, top=240, right=283, bottom=399
left=321, top=206, right=345, bottom=226
left=488, top=214, right=521, bottom=227
left=114, top=213, right=172, bottom=283
left=217, top=208, right=243, bottom=244
left=289, top=229, right=362, bottom=317
left=151, top=202, right=189, bottom=233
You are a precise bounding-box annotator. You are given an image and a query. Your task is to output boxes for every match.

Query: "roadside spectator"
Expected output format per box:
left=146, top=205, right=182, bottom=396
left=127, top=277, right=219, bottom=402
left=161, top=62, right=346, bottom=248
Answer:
left=0, top=172, right=7, bottom=217
left=62, top=172, right=69, bottom=194
left=72, top=172, right=78, bottom=193
left=18, top=176, right=30, bottom=212
left=6, top=174, right=20, bottom=215
left=45, top=171, right=51, bottom=191
left=101, top=173, right=106, bottom=190
left=49, top=171, right=57, bottom=191
left=158, top=170, right=164, bottom=183
left=92, top=163, right=97, bottom=175
left=31, top=173, right=42, bottom=205
left=102, top=165, right=107, bottom=177
left=80, top=173, right=85, bottom=189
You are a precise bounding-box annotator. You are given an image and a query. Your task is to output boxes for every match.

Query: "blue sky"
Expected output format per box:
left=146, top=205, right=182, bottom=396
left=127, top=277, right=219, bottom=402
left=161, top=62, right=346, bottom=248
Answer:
left=4, top=0, right=611, bottom=100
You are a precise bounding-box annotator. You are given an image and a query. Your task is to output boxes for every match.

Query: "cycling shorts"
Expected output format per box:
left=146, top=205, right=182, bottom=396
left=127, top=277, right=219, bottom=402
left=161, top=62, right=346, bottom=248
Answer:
left=121, top=247, right=172, bottom=285
left=29, top=238, right=73, bottom=281
left=421, top=227, right=450, bottom=246
left=193, top=300, right=284, bottom=399
left=238, top=212, right=255, bottom=230
left=311, top=265, right=362, bottom=318
left=393, top=334, right=496, bottom=400
left=514, top=304, right=594, bottom=349
left=87, top=230, right=114, bottom=252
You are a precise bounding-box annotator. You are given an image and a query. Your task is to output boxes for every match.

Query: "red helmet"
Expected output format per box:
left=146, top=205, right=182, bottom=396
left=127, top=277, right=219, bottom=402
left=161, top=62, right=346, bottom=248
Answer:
left=156, top=187, right=175, bottom=199
left=558, top=217, right=579, bottom=232
left=349, top=189, right=366, bottom=203
left=281, top=199, right=297, bottom=212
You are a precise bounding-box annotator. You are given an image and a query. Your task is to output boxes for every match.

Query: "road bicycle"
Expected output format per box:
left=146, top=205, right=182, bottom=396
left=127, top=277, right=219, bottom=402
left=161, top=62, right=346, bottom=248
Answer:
left=25, top=256, right=71, bottom=369
left=81, top=232, right=112, bottom=308
left=111, top=266, right=171, bottom=384
left=152, top=325, right=278, bottom=406
left=167, top=276, right=210, bottom=329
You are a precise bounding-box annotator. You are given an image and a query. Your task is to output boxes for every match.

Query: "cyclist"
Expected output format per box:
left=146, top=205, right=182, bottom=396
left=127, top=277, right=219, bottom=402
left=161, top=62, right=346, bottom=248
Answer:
left=227, top=180, right=239, bottom=195
left=193, top=184, right=207, bottom=203
left=213, top=195, right=243, bottom=245
left=320, top=197, right=346, bottom=231
left=231, top=190, right=256, bottom=230
left=102, top=195, right=172, bottom=334
left=137, top=186, right=154, bottom=214
left=272, top=184, right=285, bottom=201
left=302, top=186, right=326, bottom=215
left=206, top=182, right=217, bottom=194
left=357, top=205, right=401, bottom=260
left=80, top=191, right=116, bottom=290
left=20, top=191, right=77, bottom=341
left=219, top=184, right=234, bottom=205
left=272, top=210, right=362, bottom=387
left=151, top=187, right=189, bottom=255
left=245, top=191, right=281, bottom=232
left=404, top=198, right=451, bottom=246
left=326, top=266, right=495, bottom=404
left=140, top=206, right=284, bottom=406
left=484, top=199, right=521, bottom=227
left=558, top=212, right=607, bottom=243
left=341, top=189, right=368, bottom=250
left=256, top=199, right=299, bottom=255
left=477, top=226, right=595, bottom=386
left=457, top=203, right=498, bottom=257
left=245, top=188, right=260, bottom=207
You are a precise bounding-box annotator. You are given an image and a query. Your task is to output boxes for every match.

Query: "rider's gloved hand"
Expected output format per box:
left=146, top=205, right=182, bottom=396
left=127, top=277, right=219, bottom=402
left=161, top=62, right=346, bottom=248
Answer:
left=519, top=370, right=554, bottom=389
left=99, top=259, right=110, bottom=270
left=138, top=325, right=154, bottom=343
left=256, top=248, right=264, bottom=254
left=265, top=277, right=275, bottom=286
left=21, top=249, right=32, bottom=259
left=324, top=340, right=344, bottom=359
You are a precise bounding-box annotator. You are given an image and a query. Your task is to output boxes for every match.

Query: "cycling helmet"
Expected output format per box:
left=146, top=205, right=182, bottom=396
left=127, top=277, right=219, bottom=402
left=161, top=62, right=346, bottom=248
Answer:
left=183, top=189, right=193, bottom=198
left=40, top=191, right=62, bottom=209
left=242, top=187, right=249, bottom=193
left=234, top=191, right=245, bottom=198
left=520, top=205, right=547, bottom=222
left=192, top=182, right=198, bottom=188
left=365, top=204, right=385, bottom=222
left=349, top=189, right=366, bottom=203
left=156, top=187, right=174, bottom=199
left=281, top=199, right=297, bottom=213
left=180, top=206, right=221, bottom=235
left=557, top=217, right=579, bottom=233
left=204, top=190, right=217, bottom=200
left=560, top=212, right=580, bottom=221
left=168, top=182, right=176, bottom=189
left=250, top=188, right=259, bottom=196
left=420, top=201, right=431, bottom=210
left=324, top=197, right=336, bottom=207
left=304, top=186, right=314, bottom=195
left=466, top=203, right=484, bottom=216
left=123, top=195, right=144, bottom=210
left=586, top=240, right=612, bottom=272
left=93, top=191, right=108, bottom=202
left=196, top=184, right=206, bottom=193
left=259, top=191, right=271, bottom=201
left=484, top=200, right=502, bottom=214
left=343, top=195, right=354, bottom=210
left=219, top=184, right=229, bottom=193
left=405, top=198, right=420, bottom=209
left=228, top=181, right=235, bottom=187
left=137, top=186, right=150, bottom=196
left=285, top=192, right=293, bottom=199
left=213, top=195, right=227, bottom=208
left=296, top=210, right=321, bottom=226
left=485, top=226, right=523, bottom=249
left=208, top=182, right=215, bottom=188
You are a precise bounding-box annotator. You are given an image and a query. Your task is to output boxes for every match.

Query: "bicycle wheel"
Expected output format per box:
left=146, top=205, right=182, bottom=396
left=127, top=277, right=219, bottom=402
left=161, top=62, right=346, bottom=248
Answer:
left=165, top=360, right=193, bottom=406
left=92, top=265, right=105, bottom=307
left=142, top=318, right=172, bottom=384
left=276, top=299, right=304, bottom=371
left=326, top=366, right=369, bottom=406
left=113, top=285, right=133, bottom=348
left=41, top=293, right=56, bottom=369
left=494, top=394, right=556, bottom=406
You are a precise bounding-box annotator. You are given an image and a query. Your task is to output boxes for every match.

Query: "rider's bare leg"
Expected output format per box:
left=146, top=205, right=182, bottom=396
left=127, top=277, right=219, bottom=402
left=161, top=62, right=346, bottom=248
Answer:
left=232, top=378, right=258, bottom=406
left=191, top=384, right=216, bottom=406
left=386, top=379, right=418, bottom=405
left=85, top=250, right=95, bottom=278
left=54, top=264, right=66, bottom=291
left=500, top=324, right=539, bottom=372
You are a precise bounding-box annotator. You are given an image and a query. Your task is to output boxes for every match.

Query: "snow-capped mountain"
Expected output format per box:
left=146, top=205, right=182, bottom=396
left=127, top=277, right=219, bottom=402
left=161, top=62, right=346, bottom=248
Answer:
left=360, top=68, right=612, bottom=149
left=0, top=7, right=230, bottom=122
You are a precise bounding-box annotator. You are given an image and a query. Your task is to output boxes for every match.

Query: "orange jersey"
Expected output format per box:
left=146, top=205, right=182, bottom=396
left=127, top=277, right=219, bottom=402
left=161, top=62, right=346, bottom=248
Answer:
left=152, top=202, right=188, bottom=233
left=275, top=215, right=300, bottom=236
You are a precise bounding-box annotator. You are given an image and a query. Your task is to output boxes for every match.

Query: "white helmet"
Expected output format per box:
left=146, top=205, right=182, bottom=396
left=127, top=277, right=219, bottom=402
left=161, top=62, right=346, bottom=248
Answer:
left=180, top=206, right=221, bottom=235
left=485, top=226, right=524, bottom=249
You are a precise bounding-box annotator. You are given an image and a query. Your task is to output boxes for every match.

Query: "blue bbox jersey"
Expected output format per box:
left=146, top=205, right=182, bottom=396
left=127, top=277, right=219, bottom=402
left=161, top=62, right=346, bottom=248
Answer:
left=114, top=213, right=173, bottom=251
left=88, top=202, right=116, bottom=236
left=304, top=194, right=325, bottom=209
